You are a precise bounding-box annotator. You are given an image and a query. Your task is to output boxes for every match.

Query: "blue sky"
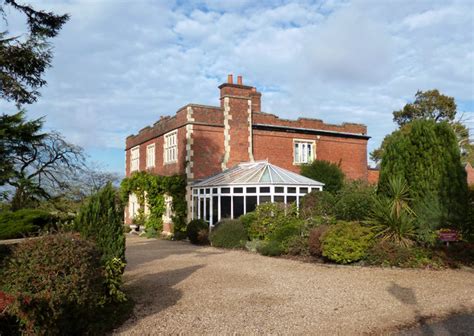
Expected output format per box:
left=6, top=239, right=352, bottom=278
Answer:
left=1, top=0, right=473, bottom=175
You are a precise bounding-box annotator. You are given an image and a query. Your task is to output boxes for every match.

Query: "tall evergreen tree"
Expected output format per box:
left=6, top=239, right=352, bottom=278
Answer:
left=75, top=183, right=125, bottom=262
left=378, top=120, right=468, bottom=231
left=1, top=0, right=69, bottom=105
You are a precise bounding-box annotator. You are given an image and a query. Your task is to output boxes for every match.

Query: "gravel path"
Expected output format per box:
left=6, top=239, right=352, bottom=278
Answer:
left=114, top=236, right=474, bottom=335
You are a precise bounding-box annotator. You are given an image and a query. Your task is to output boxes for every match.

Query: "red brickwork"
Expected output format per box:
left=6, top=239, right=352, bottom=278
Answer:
left=367, top=168, right=380, bottom=184
left=192, top=125, right=225, bottom=179
left=253, top=130, right=368, bottom=180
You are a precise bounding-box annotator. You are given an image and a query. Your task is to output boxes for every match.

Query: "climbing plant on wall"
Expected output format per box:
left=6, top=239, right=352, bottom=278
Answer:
left=120, top=172, right=187, bottom=238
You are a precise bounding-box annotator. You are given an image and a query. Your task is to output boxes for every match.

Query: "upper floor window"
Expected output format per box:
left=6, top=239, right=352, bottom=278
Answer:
left=130, top=146, right=140, bottom=172
left=293, top=140, right=315, bottom=164
left=164, top=130, right=178, bottom=164
left=146, top=144, right=155, bottom=168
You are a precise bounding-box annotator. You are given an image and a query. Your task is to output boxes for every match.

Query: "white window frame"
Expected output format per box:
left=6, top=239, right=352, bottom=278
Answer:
left=130, top=146, right=140, bottom=172
left=293, top=139, right=315, bottom=165
left=164, top=130, right=178, bottom=164
left=146, top=143, right=155, bottom=168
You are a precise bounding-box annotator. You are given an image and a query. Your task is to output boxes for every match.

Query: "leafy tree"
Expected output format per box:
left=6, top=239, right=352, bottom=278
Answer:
left=371, top=90, right=472, bottom=165
left=6, top=130, right=86, bottom=210
left=300, top=160, right=344, bottom=193
left=393, top=89, right=456, bottom=126
left=378, top=120, right=468, bottom=230
left=1, top=0, right=69, bottom=105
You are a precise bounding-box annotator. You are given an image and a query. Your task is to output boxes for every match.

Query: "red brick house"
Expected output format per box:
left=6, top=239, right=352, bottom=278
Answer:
left=124, top=75, right=370, bottom=231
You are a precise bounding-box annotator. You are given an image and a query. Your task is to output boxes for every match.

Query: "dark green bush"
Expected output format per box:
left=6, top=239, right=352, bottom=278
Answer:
left=0, top=233, right=105, bottom=335
left=299, top=191, right=336, bottom=220
left=249, top=202, right=296, bottom=240
left=286, top=235, right=309, bottom=256
left=186, top=219, right=209, bottom=245
left=0, top=209, right=57, bottom=240
left=300, top=160, right=345, bottom=193
left=257, top=240, right=283, bottom=256
left=75, top=183, right=126, bottom=303
left=239, top=212, right=256, bottom=234
left=365, top=241, right=439, bottom=268
left=210, top=219, right=247, bottom=248
left=334, top=181, right=375, bottom=221
left=267, top=218, right=303, bottom=252
left=321, top=222, right=374, bottom=264
left=75, top=183, right=125, bottom=263
left=308, top=225, right=329, bottom=256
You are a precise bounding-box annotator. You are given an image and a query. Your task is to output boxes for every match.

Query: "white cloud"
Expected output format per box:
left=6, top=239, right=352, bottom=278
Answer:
left=2, top=0, right=472, bottom=172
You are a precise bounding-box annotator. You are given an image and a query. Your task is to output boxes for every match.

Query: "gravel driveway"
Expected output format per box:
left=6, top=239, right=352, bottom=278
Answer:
left=114, top=236, right=474, bottom=335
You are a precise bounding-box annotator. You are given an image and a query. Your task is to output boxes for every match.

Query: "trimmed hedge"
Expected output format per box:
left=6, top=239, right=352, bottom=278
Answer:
left=321, top=222, right=374, bottom=264
left=210, top=219, right=247, bottom=248
left=257, top=240, right=283, bottom=256
left=0, top=233, right=105, bottom=335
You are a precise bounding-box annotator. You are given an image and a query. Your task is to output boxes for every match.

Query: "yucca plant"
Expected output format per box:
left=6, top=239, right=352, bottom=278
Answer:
left=369, top=176, right=416, bottom=247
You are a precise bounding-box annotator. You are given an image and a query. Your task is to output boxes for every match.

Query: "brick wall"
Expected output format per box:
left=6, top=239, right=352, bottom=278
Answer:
left=367, top=168, right=380, bottom=184
left=192, top=125, right=225, bottom=180
left=252, top=130, right=368, bottom=180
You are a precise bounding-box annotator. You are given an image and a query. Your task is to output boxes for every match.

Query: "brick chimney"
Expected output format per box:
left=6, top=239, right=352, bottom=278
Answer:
left=219, top=74, right=259, bottom=169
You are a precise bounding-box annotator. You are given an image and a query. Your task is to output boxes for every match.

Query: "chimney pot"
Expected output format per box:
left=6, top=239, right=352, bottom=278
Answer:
left=237, top=75, right=243, bottom=85
left=227, top=74, right=233, bottom=84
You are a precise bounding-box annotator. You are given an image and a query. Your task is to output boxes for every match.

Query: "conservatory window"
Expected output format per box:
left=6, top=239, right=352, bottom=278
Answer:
left=294, top=140, right=315, bottom=164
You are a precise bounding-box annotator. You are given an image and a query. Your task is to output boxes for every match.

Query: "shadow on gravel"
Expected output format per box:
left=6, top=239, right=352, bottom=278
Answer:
left=117, top=264, right=204, bottom=334
left=125, top=238, right=203, bottom=271
left=388, top=282, right=474, bottom=335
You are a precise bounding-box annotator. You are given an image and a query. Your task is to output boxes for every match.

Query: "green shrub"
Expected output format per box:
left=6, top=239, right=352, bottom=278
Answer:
left=286, top=235, right=309, bottom=256
left=245, top=239, right=264, bottom=253
left=249, top=202, right=296, bottom=240
left=257, top=240, right=283, bottom=256
left=308, top=225, right=329, bottom=256
left=334, top=181, right=375, bottom=221
left=267, top=218, right=303, bottom=253
left=239, top=212, right=257, bottom=234
left=365, top=241, right=441, bottom=268
left=299, top=191, right=336, bottom=220
left=210, top=219, right=247, bottom=248
left=103, top=257, right=127, bottom=303
left=300, top=160, right=345, bottom=193
left=75, top=183, right=126, bottom=303
left=369, top=177, right=417, bottom=247
left=75, top=183, right=126, bottom=263
left=412, top=193, right=443, bottom=246
left=0, top=233, right=105, bottom=335
left=186, top=219, right=209, bottom=245
left=0, top=209, right=57, bottom=240
left=321, top=222, right=374, bottom=264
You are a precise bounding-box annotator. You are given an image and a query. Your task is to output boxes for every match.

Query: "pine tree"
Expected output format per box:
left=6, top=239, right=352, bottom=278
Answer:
left=75, top=183, right=125, bottom=262
left=379, top=120, right=468, bottom=230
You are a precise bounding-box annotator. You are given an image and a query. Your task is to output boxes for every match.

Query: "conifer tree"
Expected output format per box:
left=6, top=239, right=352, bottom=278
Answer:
left=379, top=120, right=468, bottom=231
left=75, top=183, right=125, bottom=262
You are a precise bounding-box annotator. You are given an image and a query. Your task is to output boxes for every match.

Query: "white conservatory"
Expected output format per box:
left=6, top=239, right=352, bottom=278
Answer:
left=191, top=161, right=324, bottom=226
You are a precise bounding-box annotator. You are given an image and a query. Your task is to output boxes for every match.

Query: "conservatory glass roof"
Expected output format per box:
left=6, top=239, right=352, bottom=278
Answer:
left=192, top=161, right=324, bottom=187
